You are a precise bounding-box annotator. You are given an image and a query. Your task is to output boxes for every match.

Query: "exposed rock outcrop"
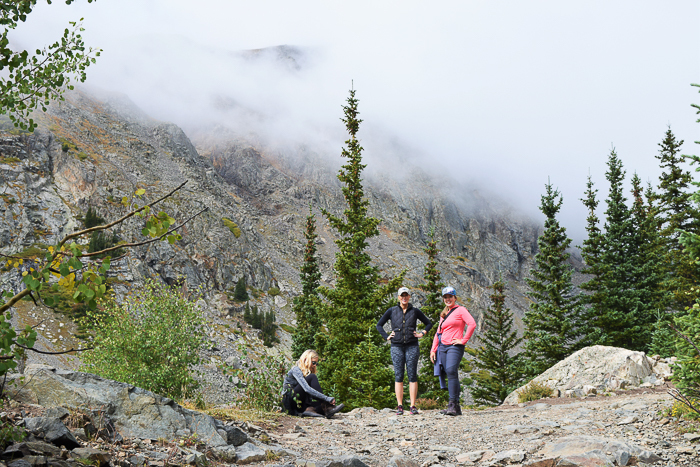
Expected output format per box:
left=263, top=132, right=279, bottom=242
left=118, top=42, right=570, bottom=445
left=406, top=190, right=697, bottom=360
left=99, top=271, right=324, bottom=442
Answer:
left=503, top=346, right=673, bottom=405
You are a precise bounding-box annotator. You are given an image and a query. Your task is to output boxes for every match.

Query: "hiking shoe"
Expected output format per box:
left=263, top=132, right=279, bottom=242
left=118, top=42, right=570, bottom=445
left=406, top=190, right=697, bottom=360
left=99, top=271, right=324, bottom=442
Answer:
left=395, top=405, right=404, bottom=415
left=301, top=407, right=324, bottom=418
left=444, top=400, right=457, bottom=416
left=324, top=402, right=345, bottom=419
left=409, top=406, right=419, bottom=415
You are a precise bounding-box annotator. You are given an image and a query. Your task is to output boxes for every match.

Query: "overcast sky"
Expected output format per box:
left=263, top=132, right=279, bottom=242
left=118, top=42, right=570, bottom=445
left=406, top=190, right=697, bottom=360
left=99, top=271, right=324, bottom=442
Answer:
left=12, top=1, right=700, bottom=242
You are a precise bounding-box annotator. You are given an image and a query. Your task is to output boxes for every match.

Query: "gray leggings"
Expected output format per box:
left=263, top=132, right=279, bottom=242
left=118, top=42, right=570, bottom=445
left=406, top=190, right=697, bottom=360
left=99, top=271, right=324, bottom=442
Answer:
left=391, top=345, right=420, bottom=383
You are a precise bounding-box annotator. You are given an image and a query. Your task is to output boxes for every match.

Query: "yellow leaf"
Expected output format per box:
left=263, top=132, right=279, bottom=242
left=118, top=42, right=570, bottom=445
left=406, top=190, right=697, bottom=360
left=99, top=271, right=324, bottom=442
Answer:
left=135, top=188, right=146, bottom=196
left=22, top=271, right=28, bottom=276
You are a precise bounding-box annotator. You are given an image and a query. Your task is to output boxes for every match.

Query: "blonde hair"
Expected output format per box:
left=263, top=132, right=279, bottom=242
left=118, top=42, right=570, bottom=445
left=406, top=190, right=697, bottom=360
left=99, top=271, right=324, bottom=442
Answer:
left=440, top=305, right=452, bottom=319
left=297, top=350, right=319, bottom=376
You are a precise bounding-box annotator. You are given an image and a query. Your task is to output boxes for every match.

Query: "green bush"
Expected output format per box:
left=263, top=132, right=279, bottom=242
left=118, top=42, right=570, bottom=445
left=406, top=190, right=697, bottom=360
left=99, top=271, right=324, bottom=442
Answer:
left=267, top=287, right=280, bottom=297
left=227, top=344, right=287, bottom=412
left=517, top=380, right=554, bottom=403
left=81, top=280, right=206, bottom=400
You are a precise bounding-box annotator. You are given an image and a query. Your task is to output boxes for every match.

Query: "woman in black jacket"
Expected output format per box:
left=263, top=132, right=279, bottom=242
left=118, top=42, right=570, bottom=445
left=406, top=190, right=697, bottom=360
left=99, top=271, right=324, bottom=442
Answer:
left=376, top=287, right=432, bottom=415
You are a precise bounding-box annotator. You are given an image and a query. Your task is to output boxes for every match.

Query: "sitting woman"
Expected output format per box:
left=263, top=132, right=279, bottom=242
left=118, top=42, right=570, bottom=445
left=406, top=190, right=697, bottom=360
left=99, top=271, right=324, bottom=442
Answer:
left=282, top=350, right=344, bottom=418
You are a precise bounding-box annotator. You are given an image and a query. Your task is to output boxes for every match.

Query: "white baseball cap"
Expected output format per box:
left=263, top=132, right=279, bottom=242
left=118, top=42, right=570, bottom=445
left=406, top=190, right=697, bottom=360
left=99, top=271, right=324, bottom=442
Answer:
left=398, top=287, right=410, bottom=296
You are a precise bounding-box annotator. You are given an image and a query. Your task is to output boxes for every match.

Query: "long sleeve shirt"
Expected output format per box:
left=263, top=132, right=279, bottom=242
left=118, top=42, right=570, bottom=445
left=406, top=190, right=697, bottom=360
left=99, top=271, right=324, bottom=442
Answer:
left=283, top=366, right=333, bottom=403
left=431, top=305, right=476, bottom=353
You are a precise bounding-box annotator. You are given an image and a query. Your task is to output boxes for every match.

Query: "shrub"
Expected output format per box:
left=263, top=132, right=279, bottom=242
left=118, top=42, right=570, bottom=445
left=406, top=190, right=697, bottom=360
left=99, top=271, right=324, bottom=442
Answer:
left=517, top=380, right=554, bottom=403
left=267, top=287, right=280, bottom=297
left=81, top=280, right=206, bottom=400
left=227, top=344, right=287, bottom=412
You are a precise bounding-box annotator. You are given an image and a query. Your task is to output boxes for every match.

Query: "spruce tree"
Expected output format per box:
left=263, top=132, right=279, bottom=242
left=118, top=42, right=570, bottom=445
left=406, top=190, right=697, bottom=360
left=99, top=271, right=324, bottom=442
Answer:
left=593, top=149, right=646, bottom=349
left=579, top=175, right=605, bottom=346
left=291, top=206, right=323, bottom=360
left=467, top=279, right=523, bottom=405
left=523, top=181, right=583, bottom=377
left=654, top=128, right=700, bottom=310
left=317, top=88, right=404, bottom=409
left=418, top=227, right=445, bottom=397
left=627, top=174, right=664, bottom=350
left=233, top=276, right=249, bottom=301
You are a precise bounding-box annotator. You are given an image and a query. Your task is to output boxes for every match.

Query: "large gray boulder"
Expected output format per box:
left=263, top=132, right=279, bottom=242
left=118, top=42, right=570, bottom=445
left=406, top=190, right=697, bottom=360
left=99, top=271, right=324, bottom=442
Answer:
left=503, top=346, right=658, bottom=405
left=539, top=436, right=662, bottom=466
left=9, top=365, right=227, bottom=446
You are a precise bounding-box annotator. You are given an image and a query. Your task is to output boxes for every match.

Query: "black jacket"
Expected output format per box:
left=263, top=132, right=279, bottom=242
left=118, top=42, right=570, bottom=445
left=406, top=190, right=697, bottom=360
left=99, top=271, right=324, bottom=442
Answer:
left=376, top=303, right=432, bottom=347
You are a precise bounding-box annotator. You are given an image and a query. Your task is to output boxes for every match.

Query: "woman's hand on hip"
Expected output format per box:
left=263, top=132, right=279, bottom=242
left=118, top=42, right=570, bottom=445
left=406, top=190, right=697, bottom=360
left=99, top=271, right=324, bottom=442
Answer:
left=451, top=338, right=463, bottom=345
left=413, top=330, right=425, bottom=338
left=430, top=351, right=436, bottom=364
left=387, top=331, right=395, bottom=341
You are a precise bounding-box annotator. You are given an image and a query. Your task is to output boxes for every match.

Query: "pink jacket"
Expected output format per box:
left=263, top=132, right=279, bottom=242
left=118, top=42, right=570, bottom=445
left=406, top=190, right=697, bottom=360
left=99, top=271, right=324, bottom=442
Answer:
left=431, top=305, right=476, bottom=353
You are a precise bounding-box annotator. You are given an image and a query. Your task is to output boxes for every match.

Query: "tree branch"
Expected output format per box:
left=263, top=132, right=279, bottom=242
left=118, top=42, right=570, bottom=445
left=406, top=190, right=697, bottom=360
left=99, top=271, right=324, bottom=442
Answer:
left=58, top=180, right=188, bottom=249
left=80, top=206, right=208, bottom=258
left=668, top=322, right=700, bottom=356
left=14, top=343, right=92, bottom=355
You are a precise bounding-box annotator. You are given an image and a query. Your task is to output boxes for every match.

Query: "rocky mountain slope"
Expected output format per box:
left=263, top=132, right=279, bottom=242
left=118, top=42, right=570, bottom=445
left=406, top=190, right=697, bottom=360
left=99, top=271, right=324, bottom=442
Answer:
left=0, top=89, right=555, bottom=402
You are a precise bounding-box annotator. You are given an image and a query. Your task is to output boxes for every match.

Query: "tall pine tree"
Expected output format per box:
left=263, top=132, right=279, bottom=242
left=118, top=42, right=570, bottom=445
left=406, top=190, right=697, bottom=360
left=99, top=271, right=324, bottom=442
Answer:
left=654, top=128, right=700, bottom=311
left=317, top=88, right=404, bottom=409
left=291, top=206, right=323, bottom=360
left=467, top=279, right=523, bottom=406
left=417, top=226, right=445, bottom=397
left=627, top=173, right=664, bottom=350
left=593, top=149, right=649, bottom=349
left=579, top=175, right=605, bottom=346
left=523, top=181, right=583, bottom=377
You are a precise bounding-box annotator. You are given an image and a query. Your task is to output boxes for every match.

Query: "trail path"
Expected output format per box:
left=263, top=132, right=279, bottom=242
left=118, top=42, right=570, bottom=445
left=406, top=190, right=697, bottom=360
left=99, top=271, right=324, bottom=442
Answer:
left=267, top=389, right=698, bottom=466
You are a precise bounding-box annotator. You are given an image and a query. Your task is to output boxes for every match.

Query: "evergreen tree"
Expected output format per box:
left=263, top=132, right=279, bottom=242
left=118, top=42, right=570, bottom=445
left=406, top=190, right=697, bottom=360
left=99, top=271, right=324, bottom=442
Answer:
left=233, top=276, right=249, bottom=301
left=654, top=128, right=700, bottom=310
left=593, top=149, right=647, bottom=349
left=417, top=227, right=445, bottom=397
left=579, top=175, right=605, bottom=346
left=291, top=206, right=323, bottom=360
left=251, top=305, right=262, bottom=329
left=261, top=310, right=279, bottom=347
left=84, top=206, right=104, bottom=229
left=317, top=88, right=404, bottom=409
left=627, top=174, right=664, bottom=350
left=243, top=303, right=251, bottom=324
left=522, top=181, right=583, bottom=377
left=467, top=279, right=523, bottom=405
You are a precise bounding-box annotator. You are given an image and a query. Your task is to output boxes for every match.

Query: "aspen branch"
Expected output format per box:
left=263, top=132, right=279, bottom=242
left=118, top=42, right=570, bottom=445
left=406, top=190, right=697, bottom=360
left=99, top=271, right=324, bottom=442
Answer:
left=58, top=180, right=188, bottom=249
left=80, top=206, right=208, bottom=258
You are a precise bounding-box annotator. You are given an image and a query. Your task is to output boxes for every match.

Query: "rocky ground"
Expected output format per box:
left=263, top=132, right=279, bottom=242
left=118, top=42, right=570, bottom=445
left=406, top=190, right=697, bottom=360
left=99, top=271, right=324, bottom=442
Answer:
left=265, top=388, right=699, bottom=467
left=3, top=364, right=700, bottom=467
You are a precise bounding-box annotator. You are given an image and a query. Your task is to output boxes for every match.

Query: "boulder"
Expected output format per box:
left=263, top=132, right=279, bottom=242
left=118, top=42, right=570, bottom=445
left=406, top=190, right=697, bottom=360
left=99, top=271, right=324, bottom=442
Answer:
left=235, top=442, right=266, bottom=464
left=23, top=417, right=80, bottom=449
left=539, top=436, right=662, bottom=466
left=10, top=365, right=227, bottom=446
left=504, top=346, right=654, bottom=405
left=2, top=441, right=61, bottom=460
left=217, top=424, right=248, bottom=446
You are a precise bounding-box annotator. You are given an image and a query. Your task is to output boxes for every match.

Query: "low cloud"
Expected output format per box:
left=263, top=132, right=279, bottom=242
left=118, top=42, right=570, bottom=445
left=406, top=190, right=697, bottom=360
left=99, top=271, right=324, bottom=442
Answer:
left=11, top=0, right=700, bottom=242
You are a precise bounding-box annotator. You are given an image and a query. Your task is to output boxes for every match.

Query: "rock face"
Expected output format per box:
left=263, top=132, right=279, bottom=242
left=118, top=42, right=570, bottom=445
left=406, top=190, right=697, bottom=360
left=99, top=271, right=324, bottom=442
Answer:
left=0, top=89, right=560, bottom=404
left=10, top=364, right=229, bottom=446
left=503, top=346, right=671, bottom=405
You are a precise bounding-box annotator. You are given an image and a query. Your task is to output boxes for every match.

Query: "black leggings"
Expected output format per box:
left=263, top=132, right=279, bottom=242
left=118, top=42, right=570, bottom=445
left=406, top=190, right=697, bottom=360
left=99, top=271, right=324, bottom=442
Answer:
left=292, top=373, right=325, bottom=411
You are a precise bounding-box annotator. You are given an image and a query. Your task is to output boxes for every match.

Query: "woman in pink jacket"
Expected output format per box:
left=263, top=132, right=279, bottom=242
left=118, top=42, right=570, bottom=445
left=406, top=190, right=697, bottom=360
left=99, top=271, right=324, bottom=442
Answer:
left=430, top=286, right=476, bottom=416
